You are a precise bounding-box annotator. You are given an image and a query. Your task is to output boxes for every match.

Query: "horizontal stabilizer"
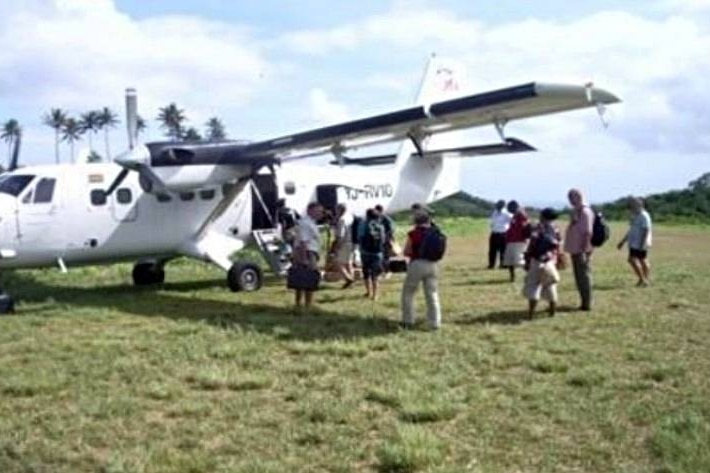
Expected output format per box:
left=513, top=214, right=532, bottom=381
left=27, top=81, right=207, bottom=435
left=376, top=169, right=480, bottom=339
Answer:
left=329, top=137, right=535, bottom=166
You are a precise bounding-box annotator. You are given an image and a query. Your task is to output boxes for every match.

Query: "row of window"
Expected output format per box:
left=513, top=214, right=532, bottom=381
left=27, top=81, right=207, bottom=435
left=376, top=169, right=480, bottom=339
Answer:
left=89, top=188, right=218, bottom=206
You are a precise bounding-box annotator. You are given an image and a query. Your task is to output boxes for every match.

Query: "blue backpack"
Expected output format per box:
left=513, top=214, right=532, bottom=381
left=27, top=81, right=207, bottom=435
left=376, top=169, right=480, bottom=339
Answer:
left=418, top=226, right=447, bottom=261
left=360, top=219, right=385, bottom=254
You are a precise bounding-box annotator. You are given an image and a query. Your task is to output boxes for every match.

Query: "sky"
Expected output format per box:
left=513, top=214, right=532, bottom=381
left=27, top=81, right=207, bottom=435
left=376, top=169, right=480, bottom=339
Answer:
left=1, top=0, right=709, bottom=205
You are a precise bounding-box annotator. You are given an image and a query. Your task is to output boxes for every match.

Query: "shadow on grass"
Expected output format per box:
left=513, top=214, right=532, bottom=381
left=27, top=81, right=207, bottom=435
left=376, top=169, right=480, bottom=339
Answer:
left=451, top=278, right=510, bottom=287
left=456, top=306, right=582, bottom=326
left=2, top=272, right=397, bottom=342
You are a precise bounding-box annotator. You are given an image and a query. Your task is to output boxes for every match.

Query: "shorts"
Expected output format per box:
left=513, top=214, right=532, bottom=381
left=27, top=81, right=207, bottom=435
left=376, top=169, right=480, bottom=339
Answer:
left=503, top=242, right=527, bottom=268
left=523, top=260, right=559, bottom=302
left=335, top=243, right=354, bottom=265
left=629, top=248, right=648, bottom=260
left=361, top=253, right=384, bottom=280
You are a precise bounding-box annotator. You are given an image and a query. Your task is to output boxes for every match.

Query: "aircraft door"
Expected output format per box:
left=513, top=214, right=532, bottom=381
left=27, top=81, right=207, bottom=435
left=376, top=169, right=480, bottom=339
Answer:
left=316, top=185, right=348, bottom=217
left=110, top=187, right=138, bottom=222
left=251, top=174, right=278, bottom=230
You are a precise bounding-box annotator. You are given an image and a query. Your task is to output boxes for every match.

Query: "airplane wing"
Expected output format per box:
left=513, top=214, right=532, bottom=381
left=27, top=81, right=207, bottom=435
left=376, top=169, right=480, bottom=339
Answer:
left=327, top=137, right=536, bottom=167
left=239, top=82, right=619, bottom=161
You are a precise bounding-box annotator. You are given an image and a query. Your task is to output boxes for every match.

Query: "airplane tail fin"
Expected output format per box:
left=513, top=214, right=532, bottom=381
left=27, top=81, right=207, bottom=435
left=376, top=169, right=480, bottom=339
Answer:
left=389, top=55, right=466, bottom=209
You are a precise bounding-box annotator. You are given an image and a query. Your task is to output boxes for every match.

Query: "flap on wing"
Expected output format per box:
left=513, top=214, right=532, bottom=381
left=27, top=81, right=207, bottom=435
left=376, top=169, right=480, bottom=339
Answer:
left=328, top=138, right=535, bottom=166
left=242, top=82, right=619, bottom=161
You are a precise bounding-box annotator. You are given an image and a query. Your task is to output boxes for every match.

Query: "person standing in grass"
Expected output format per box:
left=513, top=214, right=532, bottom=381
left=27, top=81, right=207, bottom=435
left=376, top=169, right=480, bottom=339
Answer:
left=617, top=197, right=653, bottom=286
left=564, top=188, right=594, bottom=311
left=502, top=200, right=529, bottom=282
left=331, top=203, right=355, bottom=289
left=291, top=202, right=324, bottom=311
left=488, top=199, right=511, bottom=269
left=401, top=212, right=442, bottom=330
left=523, top=208, right=562, bottom=318
left=358, top=208, right=386, bottom=300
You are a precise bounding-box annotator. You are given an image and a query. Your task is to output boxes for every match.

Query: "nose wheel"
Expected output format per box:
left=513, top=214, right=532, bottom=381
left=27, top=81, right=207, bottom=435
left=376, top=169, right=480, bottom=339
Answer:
left=227, top=261, right=263, bottom=292
left=132, top=262, right=166, bottom=286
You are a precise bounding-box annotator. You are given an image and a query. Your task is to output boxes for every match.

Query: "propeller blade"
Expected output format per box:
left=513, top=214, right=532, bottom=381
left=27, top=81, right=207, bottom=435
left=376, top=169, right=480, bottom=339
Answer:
left=9, top=132, right=21, bottom=172
left=104, top=168, right=129, bottom=197
left=126, top=88, right=138, bottom=150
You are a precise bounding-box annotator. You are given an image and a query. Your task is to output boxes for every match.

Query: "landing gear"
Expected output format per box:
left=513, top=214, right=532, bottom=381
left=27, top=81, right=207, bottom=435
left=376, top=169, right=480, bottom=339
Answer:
left=227, top=261, right=263, bottom=292
left=132, top=262, right=165, bottom=286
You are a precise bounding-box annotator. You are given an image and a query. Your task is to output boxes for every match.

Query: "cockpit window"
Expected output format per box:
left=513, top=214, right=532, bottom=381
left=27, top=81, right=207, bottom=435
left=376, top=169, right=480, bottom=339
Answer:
left=0, top=175, right=34, bottom=196
left=33, top=178, right=56, bottom=204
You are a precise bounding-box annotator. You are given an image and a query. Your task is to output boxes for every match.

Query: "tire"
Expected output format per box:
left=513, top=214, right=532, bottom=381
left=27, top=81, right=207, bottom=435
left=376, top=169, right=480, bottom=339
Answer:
left=132, top=262, right=165, bottom=286
left=227, top=261, right=263, bottom=292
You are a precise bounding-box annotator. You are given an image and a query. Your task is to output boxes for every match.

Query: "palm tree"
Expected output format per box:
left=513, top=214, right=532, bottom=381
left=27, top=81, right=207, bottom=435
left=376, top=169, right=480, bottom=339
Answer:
left=205, top=117, right=227, bottom=141
left=157, top=103, right=187, bottom=141
left=97, top=107, right=119, bottom=161
left=136, top=115, right=147, bottom=137
left=1, top=119, right=22, bottom=168
left=61, top=117, right=82, bottom=163
left=43, top=108, right=67, bottom=164
left=79, top=111, right=101, bottom=151
left=183, top=127, right=202, bottom=142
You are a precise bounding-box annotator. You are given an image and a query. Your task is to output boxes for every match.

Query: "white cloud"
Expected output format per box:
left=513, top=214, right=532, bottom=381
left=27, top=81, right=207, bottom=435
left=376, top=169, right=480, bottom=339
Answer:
left=308, top=88, right=350, bottom=124
left=2, top=1, right=708, bottom=203
left=0, top=0, right=271, bottom=147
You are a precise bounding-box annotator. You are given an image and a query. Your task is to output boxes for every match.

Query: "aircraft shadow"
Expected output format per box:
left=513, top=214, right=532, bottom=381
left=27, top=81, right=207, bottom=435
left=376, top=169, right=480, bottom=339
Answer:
left=2, top=273, right=398, bottom=342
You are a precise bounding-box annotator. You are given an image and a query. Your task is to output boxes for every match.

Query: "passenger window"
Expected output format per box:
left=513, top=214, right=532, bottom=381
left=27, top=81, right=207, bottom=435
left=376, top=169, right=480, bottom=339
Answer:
left=90, top=189, right=107, bottom=206
left=284, top=181, right=296, bottom=195
left=34, top=178, right=56, bottom=203
left=156, top=193, right=172, bottom=203
left=117, top=188, right=132, bottom=204
left=179, top=192, right=195, bottom=201
left=199, top=189, right=216, bottom=200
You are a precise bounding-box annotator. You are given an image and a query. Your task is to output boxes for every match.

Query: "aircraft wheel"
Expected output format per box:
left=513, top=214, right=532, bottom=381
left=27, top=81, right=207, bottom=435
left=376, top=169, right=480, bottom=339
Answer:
left=227, top=261, right=263, bottom=292
left=132, top=262, right=165, bottom=286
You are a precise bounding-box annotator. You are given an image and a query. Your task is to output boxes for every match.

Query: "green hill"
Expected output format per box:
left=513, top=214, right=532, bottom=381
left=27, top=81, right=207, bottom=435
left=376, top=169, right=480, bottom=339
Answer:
left=599, top=172, right=710, bottom=223
left=429, top=191, right=496, bottom=217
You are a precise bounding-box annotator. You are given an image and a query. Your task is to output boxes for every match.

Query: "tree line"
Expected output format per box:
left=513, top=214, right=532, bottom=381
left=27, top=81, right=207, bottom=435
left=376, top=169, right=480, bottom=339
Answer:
left=1, top=104, right=228, bottom=169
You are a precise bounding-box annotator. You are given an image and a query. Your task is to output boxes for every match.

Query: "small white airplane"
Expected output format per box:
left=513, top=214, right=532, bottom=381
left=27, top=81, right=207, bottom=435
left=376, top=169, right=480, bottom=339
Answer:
left=0, top=57, right=620, bottom=310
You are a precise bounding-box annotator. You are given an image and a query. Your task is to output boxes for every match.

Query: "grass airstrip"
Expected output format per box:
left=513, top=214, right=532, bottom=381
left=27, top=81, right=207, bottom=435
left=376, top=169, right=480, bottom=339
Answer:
left=1, top=219, right=709, bottom=472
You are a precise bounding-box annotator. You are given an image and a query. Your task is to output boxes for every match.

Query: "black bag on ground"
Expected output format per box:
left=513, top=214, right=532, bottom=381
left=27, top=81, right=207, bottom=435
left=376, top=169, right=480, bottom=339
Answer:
left=287, top=265, right=321, bottom=291
left=0, top=293, right=15, bottom=314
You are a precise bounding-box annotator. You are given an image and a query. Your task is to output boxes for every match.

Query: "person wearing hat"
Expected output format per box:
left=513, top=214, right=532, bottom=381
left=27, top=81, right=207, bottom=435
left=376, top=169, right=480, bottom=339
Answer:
left=523, top=208, right=562, bottom=318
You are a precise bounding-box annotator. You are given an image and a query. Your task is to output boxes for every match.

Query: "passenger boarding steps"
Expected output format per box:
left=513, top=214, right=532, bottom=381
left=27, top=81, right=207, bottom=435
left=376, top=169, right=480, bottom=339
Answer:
left=252, top=229, right=291, bottom=277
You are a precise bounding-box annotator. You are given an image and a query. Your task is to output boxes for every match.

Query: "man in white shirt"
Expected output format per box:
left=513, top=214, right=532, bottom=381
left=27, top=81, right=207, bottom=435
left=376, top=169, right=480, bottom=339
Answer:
left=488, top=200, right=512, bottom=269
left=292, top=202, right=324, bottom=310
left=617, top=197, right=653, bottom=286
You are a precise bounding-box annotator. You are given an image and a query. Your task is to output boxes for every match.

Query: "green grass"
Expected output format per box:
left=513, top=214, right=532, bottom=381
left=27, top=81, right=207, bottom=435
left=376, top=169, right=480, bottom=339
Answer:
left=1, top=219, right=709, bottom=472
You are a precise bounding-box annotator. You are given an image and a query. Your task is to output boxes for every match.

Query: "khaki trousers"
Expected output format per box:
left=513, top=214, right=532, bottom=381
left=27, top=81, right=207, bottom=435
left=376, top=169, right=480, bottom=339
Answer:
left=401, top=259, right=441, bottom=328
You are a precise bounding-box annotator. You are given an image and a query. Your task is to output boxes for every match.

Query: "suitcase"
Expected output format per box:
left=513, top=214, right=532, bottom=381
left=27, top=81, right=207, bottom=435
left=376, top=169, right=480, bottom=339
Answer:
left=287, top=265, right=321, bottom=291
left=387, top=258, right=408, bottom=273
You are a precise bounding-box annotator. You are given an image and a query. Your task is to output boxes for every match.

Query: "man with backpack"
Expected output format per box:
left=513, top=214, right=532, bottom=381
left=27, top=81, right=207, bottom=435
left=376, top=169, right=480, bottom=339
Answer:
left=564, top=188, right=595, bottom=311
left=400, top=211, right=446, bottom=330
left=358, top=208, right=386, bottom=300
